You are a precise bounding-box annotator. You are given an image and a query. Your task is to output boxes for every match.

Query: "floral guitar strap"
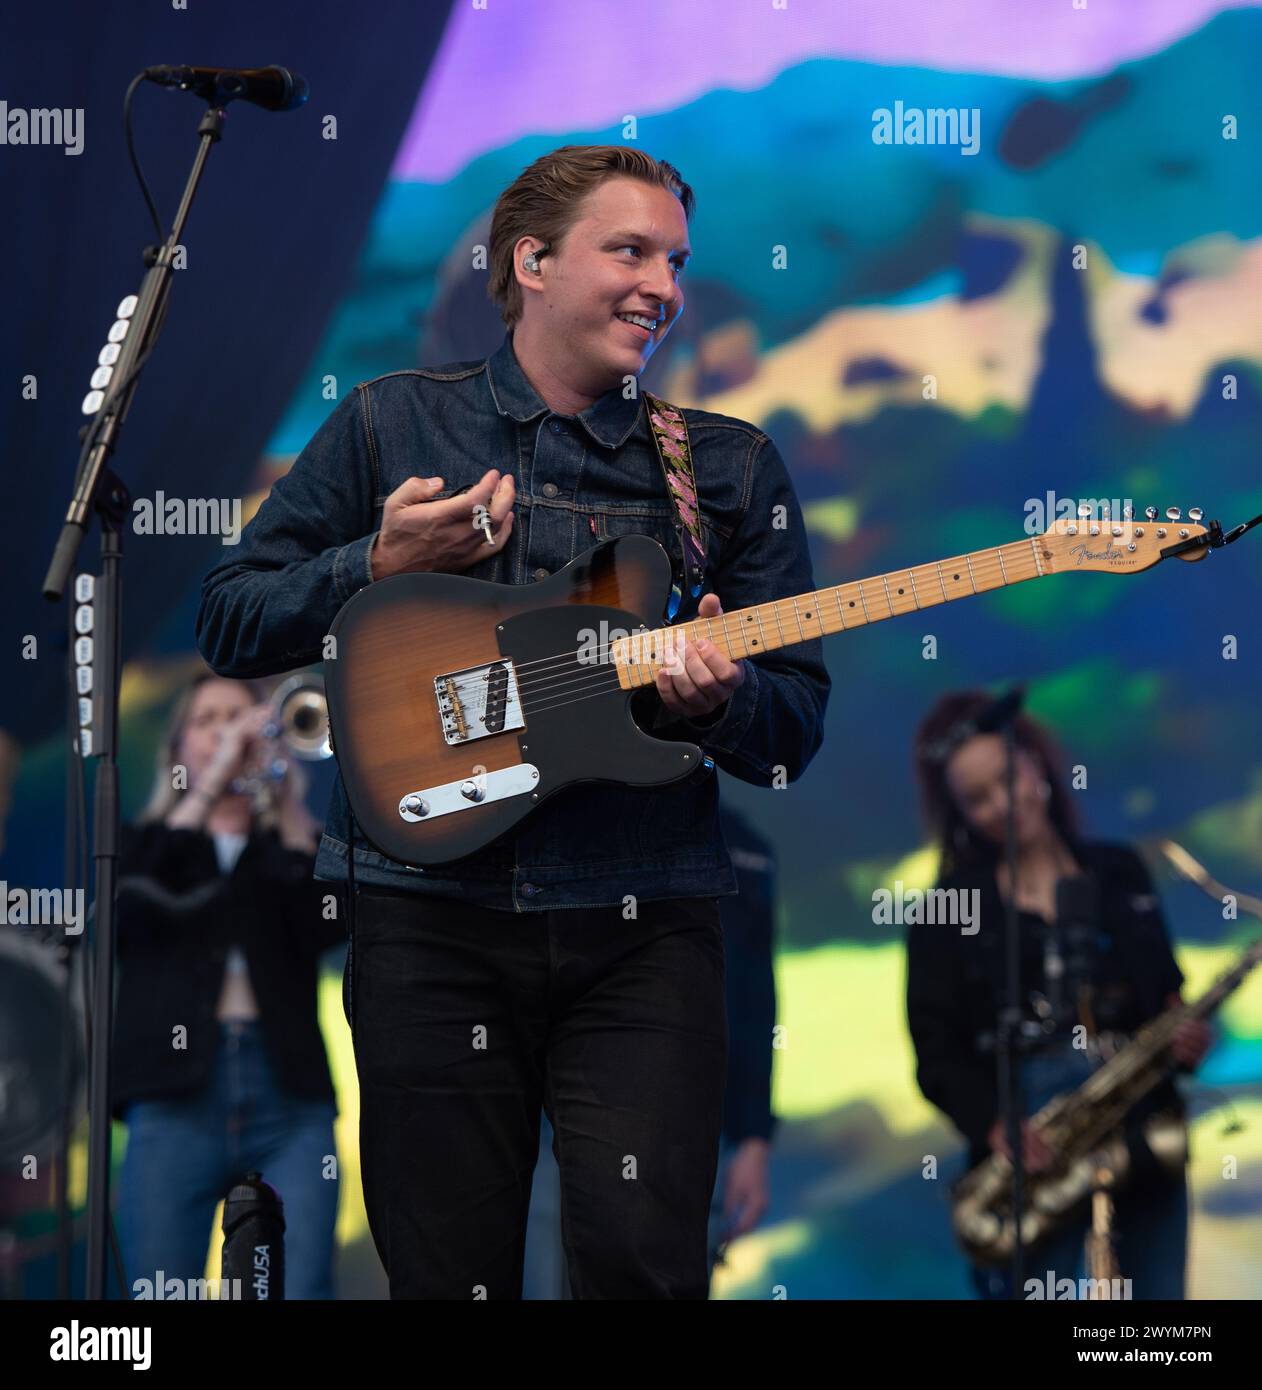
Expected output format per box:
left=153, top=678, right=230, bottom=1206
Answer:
left=641, top=391, right=706, bottom=621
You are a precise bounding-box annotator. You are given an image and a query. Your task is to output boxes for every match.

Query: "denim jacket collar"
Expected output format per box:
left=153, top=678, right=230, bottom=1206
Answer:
left=486, top=331, right=643, bottom=451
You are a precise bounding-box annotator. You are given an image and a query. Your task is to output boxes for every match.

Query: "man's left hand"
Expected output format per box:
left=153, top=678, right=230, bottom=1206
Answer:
left=656, top=592, right=746, bottom=721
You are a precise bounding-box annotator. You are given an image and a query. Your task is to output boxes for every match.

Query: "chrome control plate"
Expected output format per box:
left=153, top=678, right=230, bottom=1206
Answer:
left=398, top=763, right=540, bottom=822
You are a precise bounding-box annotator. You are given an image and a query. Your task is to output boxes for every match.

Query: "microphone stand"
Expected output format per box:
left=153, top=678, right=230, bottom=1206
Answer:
left=41, top=101, right=230, bottom=1301
left=56, top=593, right=83, bottom=1297
left=995, top=714, right=1028, bottom=1298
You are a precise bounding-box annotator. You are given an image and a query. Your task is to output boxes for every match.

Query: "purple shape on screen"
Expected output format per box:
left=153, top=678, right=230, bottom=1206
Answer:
left=393, top=0, right=1245, bottom=182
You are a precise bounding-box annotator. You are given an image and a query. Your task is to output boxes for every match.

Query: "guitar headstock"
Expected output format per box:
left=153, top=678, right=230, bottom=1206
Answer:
left=1041, top=505, right=1211, bottom=573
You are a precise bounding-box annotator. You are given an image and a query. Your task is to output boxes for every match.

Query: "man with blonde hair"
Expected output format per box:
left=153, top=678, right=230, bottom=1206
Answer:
left=198, top=145, right=829, bottom=1299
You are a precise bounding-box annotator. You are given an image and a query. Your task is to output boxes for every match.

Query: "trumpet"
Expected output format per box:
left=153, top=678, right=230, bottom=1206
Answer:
left=264, top=673, right=332, bottom=761
left=228, top=674, right=332, bottom=815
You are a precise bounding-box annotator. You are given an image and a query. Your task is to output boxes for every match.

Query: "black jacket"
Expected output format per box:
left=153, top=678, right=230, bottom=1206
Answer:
left=111, top=821, right=346, bottom=1119
left=905, top=840, right=1185, bottom=1169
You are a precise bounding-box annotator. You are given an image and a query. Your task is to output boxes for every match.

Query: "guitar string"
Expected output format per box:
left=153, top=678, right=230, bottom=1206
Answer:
left=480, top=517, right=1177, bottom=687
left=497, top=544, right=1039, bottom=692
left=506, top=548, right=1045, bottom=706
left=505, top=544, right=1045, bottom=675
left=514, top=553, right=1042, bottom=706
left=513, top=551, right=1051, bottom=716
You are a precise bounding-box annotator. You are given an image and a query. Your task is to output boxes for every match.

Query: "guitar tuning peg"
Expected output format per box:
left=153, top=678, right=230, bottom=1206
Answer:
left=1122, top=503, right=1134, bottom=520
left=1144, top=506, right=1158, bottom=521
left=1187, top=506, right=1204, bottom=522
left=1077, top=503, right=1091, bottom=519
left=1166, top=506, right=1182, bottom=521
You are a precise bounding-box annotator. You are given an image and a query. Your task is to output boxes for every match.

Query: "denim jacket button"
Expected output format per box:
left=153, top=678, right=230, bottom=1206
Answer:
left=532, top=567, right=549, bottom=580
left=541, top=482, right=559, bottom=498
left=521, top=882, right=539, bottom=897
left=549, top=420, right=562, bottom=434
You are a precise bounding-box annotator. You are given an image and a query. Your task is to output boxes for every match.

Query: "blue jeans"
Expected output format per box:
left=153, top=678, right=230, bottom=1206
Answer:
left=970, top=1041, right=1188, bottom=1300
left=522, top=1113, right=570, bottom=1300
left=115, top=1020, right=339, bottom=1300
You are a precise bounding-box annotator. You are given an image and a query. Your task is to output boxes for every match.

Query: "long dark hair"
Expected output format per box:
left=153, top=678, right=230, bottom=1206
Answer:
left=913, top=689, right=1083, bottom=881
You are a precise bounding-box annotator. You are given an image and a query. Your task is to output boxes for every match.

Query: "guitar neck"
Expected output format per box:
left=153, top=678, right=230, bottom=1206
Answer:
left=615, top=533, right=1052, bottom=687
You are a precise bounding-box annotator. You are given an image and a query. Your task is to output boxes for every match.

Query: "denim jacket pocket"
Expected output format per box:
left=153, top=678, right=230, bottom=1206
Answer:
left=592, top=504, right=677, bottom=543
left=590, top=506, right=720, bottom=626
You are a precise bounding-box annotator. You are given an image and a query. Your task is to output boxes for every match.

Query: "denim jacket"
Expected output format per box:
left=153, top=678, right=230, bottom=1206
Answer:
left=196, top=332, right=830, bottom=911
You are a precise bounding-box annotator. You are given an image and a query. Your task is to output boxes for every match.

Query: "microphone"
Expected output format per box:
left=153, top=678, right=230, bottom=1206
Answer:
left=221, top=1172, right=286, bottom=1299
left=918, top=686, right=1027, bottom=766
left=144, top=64, right=309, bottom=112
left=1053, top=873, right=1100, bottom=1026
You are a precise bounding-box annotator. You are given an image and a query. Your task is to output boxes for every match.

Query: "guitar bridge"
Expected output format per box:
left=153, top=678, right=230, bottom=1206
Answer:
left=435, top=659, right=525, bottom=745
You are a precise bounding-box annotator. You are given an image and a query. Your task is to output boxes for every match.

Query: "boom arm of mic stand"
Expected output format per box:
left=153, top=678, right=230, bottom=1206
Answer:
left=42, top=103, right=227, bottom=602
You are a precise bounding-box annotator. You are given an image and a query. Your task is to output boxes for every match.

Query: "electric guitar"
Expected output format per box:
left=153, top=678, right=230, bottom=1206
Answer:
left=324, top=506, right=1217, bottom=866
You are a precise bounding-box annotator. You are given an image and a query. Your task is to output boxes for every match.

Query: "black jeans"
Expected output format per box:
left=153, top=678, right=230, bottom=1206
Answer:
left=344, top=885, right=728, bottom=1299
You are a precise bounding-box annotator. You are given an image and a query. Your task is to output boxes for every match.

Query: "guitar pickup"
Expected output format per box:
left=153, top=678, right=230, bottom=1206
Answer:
left=434, top=659, right=525, bottom=745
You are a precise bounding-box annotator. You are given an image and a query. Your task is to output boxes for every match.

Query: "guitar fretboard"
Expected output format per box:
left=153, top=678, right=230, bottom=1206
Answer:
left=613, top=534, right=1051, bottom=687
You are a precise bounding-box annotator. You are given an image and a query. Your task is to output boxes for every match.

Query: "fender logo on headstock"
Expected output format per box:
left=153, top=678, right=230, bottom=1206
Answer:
left=1068, top=540, right=1126, bottom=566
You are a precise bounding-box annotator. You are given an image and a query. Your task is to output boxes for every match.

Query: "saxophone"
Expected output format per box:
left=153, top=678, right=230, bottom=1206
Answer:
left=951, top=842, right=1261, bottom=1267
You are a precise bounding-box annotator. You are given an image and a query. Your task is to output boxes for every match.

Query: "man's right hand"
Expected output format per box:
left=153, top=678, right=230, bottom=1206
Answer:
left=370, top=469, right=516, bottom=581
left=987, top=1117, right=1056, bottom=1173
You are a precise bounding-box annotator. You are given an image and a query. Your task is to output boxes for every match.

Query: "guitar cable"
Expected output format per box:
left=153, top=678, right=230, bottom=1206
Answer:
left=344, top=802, right=357, bottom=1037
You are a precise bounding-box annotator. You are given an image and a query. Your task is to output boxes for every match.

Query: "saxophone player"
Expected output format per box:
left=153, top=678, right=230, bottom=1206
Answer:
left=904, top=690, right=1213, bottom=1299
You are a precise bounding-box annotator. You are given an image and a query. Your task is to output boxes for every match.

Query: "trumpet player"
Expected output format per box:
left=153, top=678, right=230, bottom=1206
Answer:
left=112, top=670, right=345, bottom=1299
left=905, top=690, right=1213, bottom=1299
